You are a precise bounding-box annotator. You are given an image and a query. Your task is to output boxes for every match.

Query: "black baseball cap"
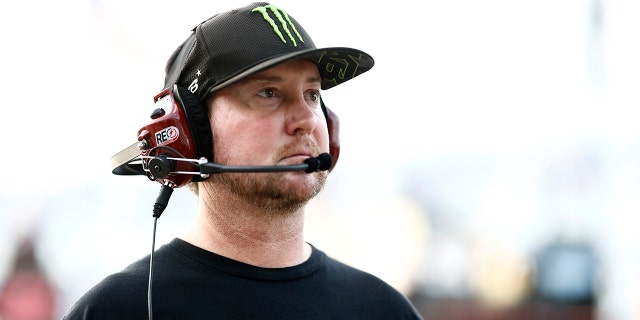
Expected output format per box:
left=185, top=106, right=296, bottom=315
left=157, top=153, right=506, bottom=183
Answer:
left=164, top=2, right=375, bottom=103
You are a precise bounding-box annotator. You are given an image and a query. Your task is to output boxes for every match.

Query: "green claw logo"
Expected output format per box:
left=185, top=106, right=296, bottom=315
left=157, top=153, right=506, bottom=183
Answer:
left=252, top=5, right=304, bottom=47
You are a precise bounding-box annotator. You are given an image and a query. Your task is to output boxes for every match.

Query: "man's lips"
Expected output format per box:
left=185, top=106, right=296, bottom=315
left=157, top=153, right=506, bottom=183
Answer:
left=278, top=153, right=314, bottom=165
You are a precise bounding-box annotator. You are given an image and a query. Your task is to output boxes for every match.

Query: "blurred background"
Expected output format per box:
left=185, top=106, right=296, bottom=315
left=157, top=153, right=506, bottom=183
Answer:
left=1, top=0, right=639, bottom=319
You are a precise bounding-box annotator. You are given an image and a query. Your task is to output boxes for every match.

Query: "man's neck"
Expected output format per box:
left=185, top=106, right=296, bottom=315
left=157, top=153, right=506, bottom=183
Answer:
left=182, top=188, right=311, bottom=268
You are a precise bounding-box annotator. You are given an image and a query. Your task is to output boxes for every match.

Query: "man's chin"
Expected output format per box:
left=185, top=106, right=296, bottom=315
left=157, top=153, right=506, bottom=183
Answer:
left=218, top=171, right=327, bottom=211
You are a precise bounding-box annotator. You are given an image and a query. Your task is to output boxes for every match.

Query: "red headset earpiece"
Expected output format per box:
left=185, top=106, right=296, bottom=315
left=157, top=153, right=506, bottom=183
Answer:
left=136, top=86, right=203, bottom=188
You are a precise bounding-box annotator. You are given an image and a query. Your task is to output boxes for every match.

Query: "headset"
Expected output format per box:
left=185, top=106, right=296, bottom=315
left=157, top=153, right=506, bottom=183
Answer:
left=111, top=84, right=341, bottom=189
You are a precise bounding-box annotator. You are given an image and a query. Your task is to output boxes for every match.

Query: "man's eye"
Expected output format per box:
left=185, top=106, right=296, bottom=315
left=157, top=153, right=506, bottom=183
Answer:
left=306, top=90, right=320, bottom=102
left=257, top=88, right=276, bottom=98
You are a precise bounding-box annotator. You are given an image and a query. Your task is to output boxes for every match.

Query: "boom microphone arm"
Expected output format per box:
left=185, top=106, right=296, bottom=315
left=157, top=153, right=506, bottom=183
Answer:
left=199, top=153, right=333, bottom=174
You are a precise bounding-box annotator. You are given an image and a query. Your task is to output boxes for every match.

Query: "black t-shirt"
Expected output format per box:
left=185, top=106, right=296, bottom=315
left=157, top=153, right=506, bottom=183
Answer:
left=63, top=238, right=423, bottom=319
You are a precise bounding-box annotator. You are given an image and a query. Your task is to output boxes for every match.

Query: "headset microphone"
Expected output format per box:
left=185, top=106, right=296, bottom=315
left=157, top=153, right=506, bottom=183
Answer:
left=199, top=153, right=333, bottom=174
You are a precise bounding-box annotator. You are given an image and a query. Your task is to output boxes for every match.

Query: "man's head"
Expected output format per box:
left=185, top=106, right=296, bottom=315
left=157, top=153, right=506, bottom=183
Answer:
left=161, top=2, right=374, bottom=198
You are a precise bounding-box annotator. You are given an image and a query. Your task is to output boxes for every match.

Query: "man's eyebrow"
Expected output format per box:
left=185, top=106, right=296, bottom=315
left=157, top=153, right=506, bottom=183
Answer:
left=308, top=76, right=322, bottom=84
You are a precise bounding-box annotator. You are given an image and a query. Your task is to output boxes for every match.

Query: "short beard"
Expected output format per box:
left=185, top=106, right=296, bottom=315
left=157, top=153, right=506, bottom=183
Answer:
left=215, top=170, right=327, bottom=212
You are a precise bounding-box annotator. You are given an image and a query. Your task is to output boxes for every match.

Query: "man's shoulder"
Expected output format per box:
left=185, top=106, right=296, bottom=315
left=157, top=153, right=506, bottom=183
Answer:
left=318, top=251, right=404, bottom=294
left=321, top=253, right=388, bottom=283
left=314, top=252, right=423, bottom=319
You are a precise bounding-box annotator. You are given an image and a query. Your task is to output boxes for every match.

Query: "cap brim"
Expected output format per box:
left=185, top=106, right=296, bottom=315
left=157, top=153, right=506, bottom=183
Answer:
left=209, top=47, right=374, bottom=94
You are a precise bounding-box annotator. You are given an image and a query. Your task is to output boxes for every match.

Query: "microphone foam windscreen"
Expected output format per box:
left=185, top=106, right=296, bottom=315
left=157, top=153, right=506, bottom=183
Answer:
left=317, top=153, right=333, bottom=171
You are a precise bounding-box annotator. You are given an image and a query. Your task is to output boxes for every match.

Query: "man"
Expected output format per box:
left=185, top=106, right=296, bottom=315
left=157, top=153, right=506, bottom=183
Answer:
left=64, top=2, right=423, bottom=319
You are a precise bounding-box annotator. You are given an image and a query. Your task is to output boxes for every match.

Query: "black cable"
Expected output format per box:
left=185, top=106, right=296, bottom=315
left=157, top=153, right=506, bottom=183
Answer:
left=153, top=184, right=174, bottom=218
left=148, top=183, right=174, bottom=320
left=147, top=145, right=189, bottom=160
left=148, top=217, right=158, bottom=320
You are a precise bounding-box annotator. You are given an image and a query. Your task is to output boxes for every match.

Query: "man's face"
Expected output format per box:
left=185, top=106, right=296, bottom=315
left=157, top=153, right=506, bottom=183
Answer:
left=206, top=59, right=330, bottom=210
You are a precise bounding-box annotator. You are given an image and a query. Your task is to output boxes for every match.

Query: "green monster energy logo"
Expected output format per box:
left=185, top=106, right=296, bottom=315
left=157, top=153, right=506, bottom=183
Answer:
left=252, top=5, right=304, bottom=47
